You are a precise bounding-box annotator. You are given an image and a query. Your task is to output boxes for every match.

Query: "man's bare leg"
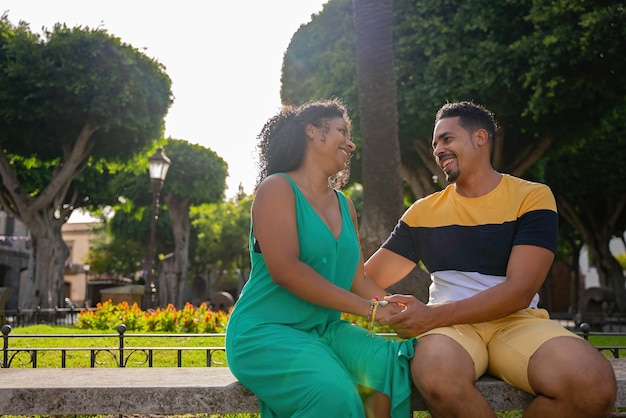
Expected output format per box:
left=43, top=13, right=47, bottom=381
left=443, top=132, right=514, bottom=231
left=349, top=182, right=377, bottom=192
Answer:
left=410, top=334, right=496, bottom=418
left=525, top=336, right=616, bottom=418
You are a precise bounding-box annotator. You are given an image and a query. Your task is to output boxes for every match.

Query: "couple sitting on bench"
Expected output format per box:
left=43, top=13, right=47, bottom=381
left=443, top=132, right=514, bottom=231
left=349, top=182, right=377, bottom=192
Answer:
left=225, top=99, right=616, bottom=417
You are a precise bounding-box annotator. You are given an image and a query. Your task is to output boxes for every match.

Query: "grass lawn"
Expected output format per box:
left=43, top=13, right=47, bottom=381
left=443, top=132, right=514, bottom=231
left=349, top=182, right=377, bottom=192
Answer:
left=4, top=324, right=227, bottom=368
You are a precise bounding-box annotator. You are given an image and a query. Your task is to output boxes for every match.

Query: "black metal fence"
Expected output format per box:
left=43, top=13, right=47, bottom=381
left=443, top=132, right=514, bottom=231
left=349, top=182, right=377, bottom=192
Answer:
left=2, top=321, right=626, bottom=371
left=3, top=306, right=88, bottom=327
left=1, top=324, right=226, bottom=368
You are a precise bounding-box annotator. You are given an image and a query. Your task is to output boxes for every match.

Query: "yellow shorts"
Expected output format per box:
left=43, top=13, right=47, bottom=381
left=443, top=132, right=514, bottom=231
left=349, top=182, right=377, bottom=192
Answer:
left=419, top=308, right=580, bottom=394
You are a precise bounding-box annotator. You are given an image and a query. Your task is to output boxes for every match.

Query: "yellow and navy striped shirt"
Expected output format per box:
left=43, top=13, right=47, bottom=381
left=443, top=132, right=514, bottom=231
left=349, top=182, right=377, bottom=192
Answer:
left=382, top=174, right=558, bottom=307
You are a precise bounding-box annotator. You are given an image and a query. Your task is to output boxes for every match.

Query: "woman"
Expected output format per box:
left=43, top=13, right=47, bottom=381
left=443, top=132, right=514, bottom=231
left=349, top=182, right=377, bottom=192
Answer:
left=225, top=98, right=416, bottom=417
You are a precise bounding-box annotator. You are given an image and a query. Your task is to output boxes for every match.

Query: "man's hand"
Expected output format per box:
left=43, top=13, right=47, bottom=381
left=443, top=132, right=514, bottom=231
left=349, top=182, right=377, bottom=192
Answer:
left=377, top=294, right=434, bottom=338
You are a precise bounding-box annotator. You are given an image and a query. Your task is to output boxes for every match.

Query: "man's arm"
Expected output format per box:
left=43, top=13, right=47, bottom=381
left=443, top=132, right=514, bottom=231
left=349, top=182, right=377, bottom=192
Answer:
left=364, top=247, right=418, bottom=289
left=379, top=244, right=554, bottom=338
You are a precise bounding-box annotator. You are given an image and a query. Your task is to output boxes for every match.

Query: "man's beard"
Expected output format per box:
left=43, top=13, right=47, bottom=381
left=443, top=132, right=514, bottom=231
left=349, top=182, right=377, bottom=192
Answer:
left=445, top=168, right=460, bottom=183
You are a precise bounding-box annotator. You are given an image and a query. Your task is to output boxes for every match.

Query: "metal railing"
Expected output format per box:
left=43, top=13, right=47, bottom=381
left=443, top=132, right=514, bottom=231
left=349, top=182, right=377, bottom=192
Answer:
left=3, top=306, right=88, bottom=327
left=579, top=322, right=626, bottom=358
left=1, top=324, right=226, bottom=368
left=2, top=318, right=626, bottom=370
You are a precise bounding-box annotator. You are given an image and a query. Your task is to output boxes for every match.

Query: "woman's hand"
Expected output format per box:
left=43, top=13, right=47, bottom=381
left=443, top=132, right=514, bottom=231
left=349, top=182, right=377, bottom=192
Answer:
left=373, top=300, right=406, bottom=323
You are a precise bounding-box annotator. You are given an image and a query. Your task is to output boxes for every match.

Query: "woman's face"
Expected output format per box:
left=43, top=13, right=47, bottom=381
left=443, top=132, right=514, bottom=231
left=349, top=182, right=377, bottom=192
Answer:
left=311, top=117, right=355, bottom=171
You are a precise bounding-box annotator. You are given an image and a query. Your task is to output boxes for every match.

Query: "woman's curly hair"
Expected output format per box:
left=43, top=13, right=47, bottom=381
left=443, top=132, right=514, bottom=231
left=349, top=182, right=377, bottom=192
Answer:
left=255, top=98, right=352, bottom=190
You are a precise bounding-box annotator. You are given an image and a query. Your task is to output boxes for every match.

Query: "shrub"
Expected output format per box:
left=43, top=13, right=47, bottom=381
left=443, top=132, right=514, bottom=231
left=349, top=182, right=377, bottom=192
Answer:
left=77, top=300, right=229, bottom=333
left=77, top=300, right=393, bottom=334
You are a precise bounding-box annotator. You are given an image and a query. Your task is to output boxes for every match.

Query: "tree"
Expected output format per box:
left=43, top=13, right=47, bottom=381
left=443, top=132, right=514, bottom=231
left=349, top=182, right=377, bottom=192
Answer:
left=281, top=0, right=362, bottom=179
left=0, top=16, right=172, bottom=308
left=283, top=0, right=626, bottom=195
left=85, top=141, right=228, bottom=308
left=159, top=139, right=227, bottom=307
left=280, top=0, right=626, bottom=301
left=85, top=222, right=146, bottom=280
left=352, top=0, right=404, bottom=258
left=88, top=181, right=175, bottom=281
left=543, top=104, right=626, bottom=309
left=283, top=0, right=548, bottom=197
left=519, top=0, right=626, bottom=133
left=191, top=192, right=252, bottom=298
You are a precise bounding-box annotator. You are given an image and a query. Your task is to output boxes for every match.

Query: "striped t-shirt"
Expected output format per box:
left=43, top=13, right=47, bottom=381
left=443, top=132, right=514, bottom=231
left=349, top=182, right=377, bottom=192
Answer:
left=382, top=174, right=558, bottom=307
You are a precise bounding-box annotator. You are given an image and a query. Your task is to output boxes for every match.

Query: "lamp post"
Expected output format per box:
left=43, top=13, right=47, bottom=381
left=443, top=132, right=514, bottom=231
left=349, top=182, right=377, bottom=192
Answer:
left=142, top=147, right=171, bottom=310
left=83, top=264, right=90, bottom=308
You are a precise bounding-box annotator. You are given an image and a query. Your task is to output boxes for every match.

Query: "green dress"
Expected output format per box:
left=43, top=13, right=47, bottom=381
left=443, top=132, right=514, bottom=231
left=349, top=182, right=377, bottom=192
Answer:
left=226, top=174, right=415, bottom=417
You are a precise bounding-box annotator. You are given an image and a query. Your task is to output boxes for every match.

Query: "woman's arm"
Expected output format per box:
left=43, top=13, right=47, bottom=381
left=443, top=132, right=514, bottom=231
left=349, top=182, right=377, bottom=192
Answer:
left=253, top=175, right=371, bottom=317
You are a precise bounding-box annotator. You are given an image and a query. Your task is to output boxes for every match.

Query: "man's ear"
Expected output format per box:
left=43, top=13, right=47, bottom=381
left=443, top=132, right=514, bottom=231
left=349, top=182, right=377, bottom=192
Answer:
left=474, top=128, right=489, bottom=146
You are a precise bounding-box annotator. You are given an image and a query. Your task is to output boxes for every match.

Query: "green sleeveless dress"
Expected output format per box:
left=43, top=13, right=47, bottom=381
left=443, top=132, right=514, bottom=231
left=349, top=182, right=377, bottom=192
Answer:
left=226, top=174, right=415, bottom=417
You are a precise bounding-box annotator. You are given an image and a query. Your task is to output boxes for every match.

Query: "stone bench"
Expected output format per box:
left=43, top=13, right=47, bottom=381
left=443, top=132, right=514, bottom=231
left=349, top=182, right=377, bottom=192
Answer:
left=1, top=359, right=625, bottom=414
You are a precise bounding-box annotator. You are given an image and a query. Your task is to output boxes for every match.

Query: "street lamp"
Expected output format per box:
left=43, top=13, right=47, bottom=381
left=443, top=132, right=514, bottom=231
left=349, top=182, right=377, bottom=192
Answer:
left=83, top=264, right=90, bottom=308
left=142, top=147, right=171, bottom=310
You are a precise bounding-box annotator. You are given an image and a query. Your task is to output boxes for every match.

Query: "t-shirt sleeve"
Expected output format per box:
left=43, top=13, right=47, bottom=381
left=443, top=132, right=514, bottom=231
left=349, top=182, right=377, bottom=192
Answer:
left=513, top=209, right=558, bottom=253
left=381, top=219, right=421, bottom=263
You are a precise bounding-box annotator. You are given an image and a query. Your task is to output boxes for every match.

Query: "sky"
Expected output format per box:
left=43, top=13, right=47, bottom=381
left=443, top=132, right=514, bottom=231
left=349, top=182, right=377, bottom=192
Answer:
left=1, top=0, right=328, bottom=198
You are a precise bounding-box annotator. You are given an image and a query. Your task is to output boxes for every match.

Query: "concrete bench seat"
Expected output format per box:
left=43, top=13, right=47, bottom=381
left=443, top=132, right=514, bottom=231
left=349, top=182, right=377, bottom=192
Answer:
left=1, top=359, right=625, bottom=414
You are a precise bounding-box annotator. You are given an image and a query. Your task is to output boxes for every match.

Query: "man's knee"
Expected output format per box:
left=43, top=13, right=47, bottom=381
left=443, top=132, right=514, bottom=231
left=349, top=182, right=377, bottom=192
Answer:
left=574, top=355, right=617, bottom=413
left=529, top=336, right=617, bottom=413
left=411, top=335, right=478, bottom=399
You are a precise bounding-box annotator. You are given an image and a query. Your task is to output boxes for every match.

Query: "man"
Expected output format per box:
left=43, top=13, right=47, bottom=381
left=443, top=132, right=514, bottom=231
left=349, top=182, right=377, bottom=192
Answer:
left=365, top=101, right=616, bottom=417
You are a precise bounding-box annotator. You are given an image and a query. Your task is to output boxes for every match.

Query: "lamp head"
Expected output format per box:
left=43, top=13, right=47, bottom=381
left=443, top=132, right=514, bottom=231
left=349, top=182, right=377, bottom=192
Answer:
left=148, top=147, right=171, bottom=181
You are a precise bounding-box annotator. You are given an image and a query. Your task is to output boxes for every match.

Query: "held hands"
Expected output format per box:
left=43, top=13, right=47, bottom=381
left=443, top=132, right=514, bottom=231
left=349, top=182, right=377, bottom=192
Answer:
left=372, top=299, right=405, bottom=322
left=365, top=296, right=404, bottom=337
left=377, top=294, right=431, bottom=339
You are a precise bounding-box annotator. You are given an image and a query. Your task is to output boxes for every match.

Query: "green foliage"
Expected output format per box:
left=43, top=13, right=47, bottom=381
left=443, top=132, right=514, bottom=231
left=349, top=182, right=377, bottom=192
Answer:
left=283, top=0, right=539, bottom=177
left=343, top=182, right=363, bottom=221
left=0, top=15, right=173, bottom=308
left=0, top=15, right=172, bottom=161
left=281, top=0, right=364, bottom=182
left=281, top=0, right=626, bottom=304
left=340, top=312, right=395, bottom=334
left=75, top=301, right=398, bottom=336
left=543, top=102, right=626, bottom=267
left=162, top=139, right=228, bottom=204
left=282, top=0, right=626, bottom=181
left=84, top=222, right=144, bottom=277
left=520, top=0, right=626, bottom=131
left=544, top=104, right=626, bottom=200
left=76, top=300, right=230, bottom=333
left=86, top=139, right=230, bottom=279
left=281, top=0, right=357, bottom=108
left=191, top=194, right=253, bottom=274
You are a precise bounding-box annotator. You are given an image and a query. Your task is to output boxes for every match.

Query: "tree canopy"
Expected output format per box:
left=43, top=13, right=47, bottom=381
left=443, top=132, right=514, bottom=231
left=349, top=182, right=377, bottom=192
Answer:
left=89, top=139, right=229, bottom=307
left=282, top=0, right=626, bottom=195
left=0, top=15, right=172, bottom=308
left=280, top=0, right=626, bottom=307
left=159, top=139, right=228, bottom=307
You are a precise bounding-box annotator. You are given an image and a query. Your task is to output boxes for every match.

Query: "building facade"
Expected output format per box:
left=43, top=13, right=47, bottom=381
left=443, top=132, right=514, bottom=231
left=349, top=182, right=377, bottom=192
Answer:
left=0, top=211, right=31, bottom=311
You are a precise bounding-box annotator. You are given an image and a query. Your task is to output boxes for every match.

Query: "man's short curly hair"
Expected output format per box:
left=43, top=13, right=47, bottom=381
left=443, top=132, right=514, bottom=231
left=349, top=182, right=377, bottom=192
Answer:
left=435, top=101, right=499, bottom=147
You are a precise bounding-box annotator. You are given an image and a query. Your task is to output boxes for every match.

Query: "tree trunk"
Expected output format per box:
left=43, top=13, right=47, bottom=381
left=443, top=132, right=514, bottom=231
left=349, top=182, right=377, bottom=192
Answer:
left=588, top=239, right=626, bottom=310
left=557, top=194, right=626, bottom=311
left=18, top=217, right=69, bottom=309
left=352, top=0, right=404, bottom=258
left=0, top=124, right=95, bottom=309
left=163, top=195, right=190, bottom=308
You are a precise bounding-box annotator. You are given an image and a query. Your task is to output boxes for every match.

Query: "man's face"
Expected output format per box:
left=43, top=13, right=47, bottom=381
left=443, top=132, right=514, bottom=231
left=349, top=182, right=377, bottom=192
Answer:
left=432, top=116, right=474, bottom=183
